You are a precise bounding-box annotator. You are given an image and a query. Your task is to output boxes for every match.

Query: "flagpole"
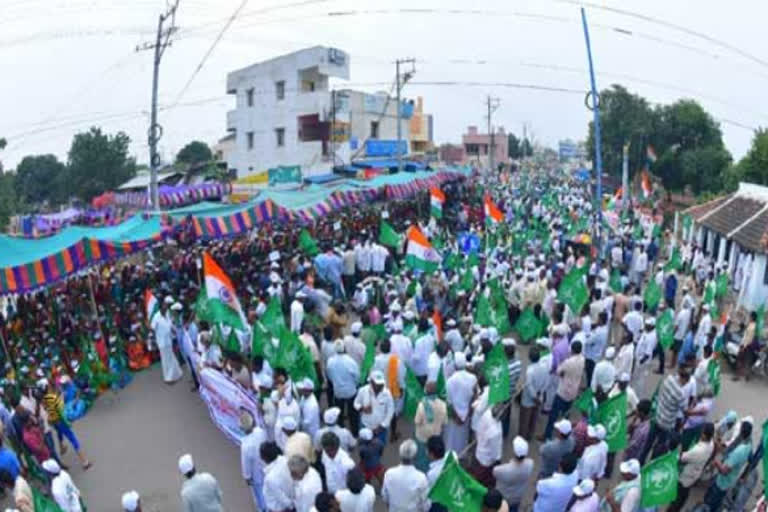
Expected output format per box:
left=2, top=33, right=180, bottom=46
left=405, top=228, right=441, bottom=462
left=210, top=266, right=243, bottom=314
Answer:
left=0, top=327, right=13, bottom=371
left=87, top=272, right=107, bottom=348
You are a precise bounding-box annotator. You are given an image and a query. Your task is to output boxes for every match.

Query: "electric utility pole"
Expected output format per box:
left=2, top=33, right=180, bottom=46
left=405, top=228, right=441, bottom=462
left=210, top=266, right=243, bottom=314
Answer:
left=136, top=0, right=180, bottom=211
left=486, top=96, right=500, bottom=173
left=395, top=58, right=415, bottom=173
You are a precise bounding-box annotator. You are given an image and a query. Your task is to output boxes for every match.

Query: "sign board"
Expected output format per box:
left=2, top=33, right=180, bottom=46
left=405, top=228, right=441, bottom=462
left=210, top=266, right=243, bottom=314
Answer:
left=198, top=368, right=263, bottom=446
left=331, top=121, right=350, bottom=143
left=365, top=139, right=408, bottom=158
left=268, top=165, right=302, bottom=186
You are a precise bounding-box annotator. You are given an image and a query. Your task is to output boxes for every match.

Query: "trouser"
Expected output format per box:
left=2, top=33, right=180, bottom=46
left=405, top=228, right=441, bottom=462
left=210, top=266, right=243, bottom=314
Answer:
left=653, top=343, right=665, bottom=372
left=704, top=482, right=728, bottom=512
left=544, top=394, right=572, bottom=440
left=585, top=358, right=596, bottom=387
left=250, top=479, right=266, bottom=512
left=508, top=504, right=520, bottom=512
left=605, top=452, right=616, bottom=478
left=53, top=420, right=81, bottom=452
left=333, top=397, right=359, bottom=437
left=640, top=421, right=672, bottom=463
left=343, top=274, right=356, bottom=296
left=501, top=403, right=511, bottom=438
left=186, top=356, right=200, bottom=389
left=325, top=380, right=335, bottom=410
left=667, top=482, right=691, bottom=512
left=518, top=405, right=538, bottom=439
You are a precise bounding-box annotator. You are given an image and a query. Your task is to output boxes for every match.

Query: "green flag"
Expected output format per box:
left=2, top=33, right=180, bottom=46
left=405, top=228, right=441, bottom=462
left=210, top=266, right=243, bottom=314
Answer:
left=261, top=296, right=285, bottom=337
left=460, top=268, right=475, bottom=292
left=665, top=247, right=681, bottom=272
left=716, top=273, right=728, bottom=298
left=483, top=343, right=510, bottom=405
left=656, top=309, right=675, bottom=350
left=194, top=287, right=214, bottom=323
left=359, top=336, right=376, bottom=385
left=610, top=269, right=623, bottom=294
left=224, top=329, right=241, bottom=354
left=513, top=307, right=543, bottom=343
left=443, top=251, right=459, bottom=271
left=707, top=358, right=721, bottom=396
left=640, top=449, right=679, bottom=507
left=597, top=391, right=628, bottom=452
left=762, top=419, right=768, bottom=500
left=298, top=229, right=320, bottom=257
left=436, top=365, right=447, bottom=400
left=428, top=453, right=487, bottom=512
left=33, top=488, right=65, bottom=512
left=276, top=327, right=317, bottom=387
left=757, top=303, right=766, bottom=340
left=404, top=367, right=424, bottom=420
left=379, top=220, right=402, bottom=248
left=573, top=387, right=595, bottom=414
left=644, top=279, right=662, bottom=311
left=703, top=281, right=715, bottom=305
left=474, top=294, right=493, bottom=327
left=557, top=270, right=588, bottom=315
left=251, top=322, right=269, bottom=358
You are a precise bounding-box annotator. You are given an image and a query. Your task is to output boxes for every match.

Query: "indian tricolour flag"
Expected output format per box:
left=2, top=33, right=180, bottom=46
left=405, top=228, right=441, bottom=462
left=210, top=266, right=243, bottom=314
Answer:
left=203, top=252, right=246, bottom=329
left=484, top=195, right=503, bottom=225
left=406, top=226, right=441, bottom=272
left=430, top=187, right=445, bottom=219
left=144, top=289, right=159, bottom=323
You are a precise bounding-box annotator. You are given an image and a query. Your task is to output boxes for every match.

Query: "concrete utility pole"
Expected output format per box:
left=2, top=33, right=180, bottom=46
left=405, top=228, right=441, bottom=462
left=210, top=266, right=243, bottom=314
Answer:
left=395, top=58, right=415, bottom=173
left=136, top=0, right=180, bottom=211
left=486, top=96, right=500, bottom=173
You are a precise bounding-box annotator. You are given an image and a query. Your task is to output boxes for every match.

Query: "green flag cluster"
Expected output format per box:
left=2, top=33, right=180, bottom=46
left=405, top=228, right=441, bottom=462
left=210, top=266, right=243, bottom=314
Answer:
left=656, top=309, right=675, bottom=350
left=558, top=270, right=588, bottom=315
left=597, top=391, right=628, bottom=452
left=513, top=307, right=544, bottom=342
left=298, top=229, right=320, bottom=257
left=640, top=449, right=679, bottom=507
left=428, top=453, right=487, bottom=512
left=483, top=343, right=510, bottom=405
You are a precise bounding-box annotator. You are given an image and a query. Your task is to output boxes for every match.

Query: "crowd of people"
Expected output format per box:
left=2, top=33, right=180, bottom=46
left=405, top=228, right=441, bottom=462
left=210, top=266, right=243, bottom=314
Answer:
left=0, top=169, right=765, bottom=512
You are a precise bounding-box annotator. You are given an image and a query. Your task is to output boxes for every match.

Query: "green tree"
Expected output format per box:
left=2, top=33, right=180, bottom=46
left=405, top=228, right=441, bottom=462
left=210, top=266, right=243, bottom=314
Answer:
left=0, top=137, right=6, bottom=173
left=14, top=154, right=67, bottom=206
left=66, top=127, right=136, bottom=201
left=507, top=133, right=521, bottom=159
left=0, top=138, right=14, bottom=229
left=734, top=128, right=768, bottom=185
left=587, top=84, right=656, bottom=177
left=176, top=140, right=213, bottom=165
left=520, top=138, right=533, bottom=157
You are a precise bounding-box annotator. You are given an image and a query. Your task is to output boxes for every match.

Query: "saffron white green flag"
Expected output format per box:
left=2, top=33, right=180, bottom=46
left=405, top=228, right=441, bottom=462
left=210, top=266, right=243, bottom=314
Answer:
left=203, top=252, right=246, bottom=329
left=405, top=225, right=441, bottom=272
left=430, top=187, right=445, bottom=219
left=144, top=289, right=159, bottom=323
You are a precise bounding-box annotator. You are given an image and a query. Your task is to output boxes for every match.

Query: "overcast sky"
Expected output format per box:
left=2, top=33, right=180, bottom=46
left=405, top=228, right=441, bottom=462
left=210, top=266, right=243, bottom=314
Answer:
left=1, top=0, right=766, bottom=172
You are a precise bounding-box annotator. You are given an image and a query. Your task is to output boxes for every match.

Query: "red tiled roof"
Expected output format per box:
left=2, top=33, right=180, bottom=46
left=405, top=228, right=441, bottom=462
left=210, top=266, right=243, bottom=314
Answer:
left=683, top=194, right=732, bottom=220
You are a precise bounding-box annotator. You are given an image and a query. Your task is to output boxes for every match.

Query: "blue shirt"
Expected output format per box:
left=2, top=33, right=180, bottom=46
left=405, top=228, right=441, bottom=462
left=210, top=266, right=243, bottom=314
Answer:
left=0, top=447, right=21, bottom=480
left=314, top=253, right=343, bottom=284
left=678, top=331, right=696, bottom=366
left=327, top=354, right=361, bottom=399
left=665, top=275, right=678, bottom=302
left=533, top=470, right=579, bottom=512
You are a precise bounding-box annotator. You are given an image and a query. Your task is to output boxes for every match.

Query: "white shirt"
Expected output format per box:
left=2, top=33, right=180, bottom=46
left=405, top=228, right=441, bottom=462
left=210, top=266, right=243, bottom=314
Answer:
left=344, top=336, right=367, bottom=368
left=389, top=334, right=413, bottom=368
left=444, top=328, right=464, bottom=352
left=636, top=330, right=657, bottom=362
left=151, top=312, right=173, bottom=348
left=291, top=300, right=305, bottom=333
left=635, top=252, right=648, bottom=273
left=300, top=394, right=321, bottom=440
left=353, top=385, right=394, bottom=430
left=294, top=467, right=323, bottom=512
left=336, top=484, right=376, bottom=512
left=382, top=464, right=429, bottom=512
left=241, top=427, right=268, bottom=485
left=615, top=343, right=635, bottom=377
left=51, top=471, right=81, bottom=512
left=446, top=370, right=478, bottom=421
left=474, top=408, right=503, bottom=467
left=674, top=307, right=692, bottom=339
left=411, top=333, right=435, bottom=377
left=322, top=448, right=356, bottom=494
left=578, top=441, right=608, bottom=480
left=623, top=311, right=644, bottom=341
left=356, top=243, right=372, bottom=272
left=695, top=313, right=712, bottom=348
left=371, top=244, right=388, bottom=272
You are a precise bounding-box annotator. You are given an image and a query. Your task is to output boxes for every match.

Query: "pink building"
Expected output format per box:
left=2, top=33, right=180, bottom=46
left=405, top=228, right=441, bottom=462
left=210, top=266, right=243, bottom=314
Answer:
left=439, top=143, right=465, bottom=165
left=462, top=125, right=508, bottom=168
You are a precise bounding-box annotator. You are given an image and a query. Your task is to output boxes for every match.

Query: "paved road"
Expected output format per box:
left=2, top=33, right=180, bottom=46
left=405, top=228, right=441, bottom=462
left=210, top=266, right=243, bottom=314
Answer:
left=4, top=352, right=765, bottom=512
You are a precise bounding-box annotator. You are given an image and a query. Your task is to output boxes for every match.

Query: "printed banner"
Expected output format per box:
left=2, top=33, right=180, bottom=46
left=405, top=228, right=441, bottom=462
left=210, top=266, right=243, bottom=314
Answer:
left=198, top=368, right=262, bottom=445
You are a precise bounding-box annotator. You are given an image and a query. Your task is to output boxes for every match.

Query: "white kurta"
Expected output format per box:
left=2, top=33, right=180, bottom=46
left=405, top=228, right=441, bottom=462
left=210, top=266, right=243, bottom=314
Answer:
left=300, top=394, right=321, bottom=441
left=294, top=467, right=323, bottom=512
left=444, top=370, right=477, bottom=453
left=151, top=312, right=183, bottom=383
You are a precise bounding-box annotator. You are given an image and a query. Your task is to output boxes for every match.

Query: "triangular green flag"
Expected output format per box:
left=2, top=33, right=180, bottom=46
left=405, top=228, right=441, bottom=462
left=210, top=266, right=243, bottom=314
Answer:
left=276, top=327, right=302, bottom=371
left=762, top=419, right=768, bottom=500
left=33, top=487, right=65, bottom=512
left=483, top=343, right=510, bottom=405
left=359, top=336, right=376, bottom=385
left=379, top=220, right=402, bottom=248
left=514, top=307, right=543, bottom=343
left=640, top=449, right=680, bottom=507
left=656, top=309, right=675, bottom=350
left=610, top=269, right=623, bottom=294
left=194, top=286, right=214, bottom=323
left=557, top=270, right=588, bottom=315
left=597, top=391, right=628, bottom=452
left=644, top=279, right=662, bottom=311
left=403, top=367, right=424, bottom=420
left=225, top=329, right=241, bottom=353
left=298, top=229, right=320, bottom=257
left=459, top=269, right=475, bottom=292
left=261, top=296, right=285, bottom=337
left=428, top=453, right=487, bottom=512
left=474, top=294, right=493, bottom=327
left=707, top=358, right=721, bottom=396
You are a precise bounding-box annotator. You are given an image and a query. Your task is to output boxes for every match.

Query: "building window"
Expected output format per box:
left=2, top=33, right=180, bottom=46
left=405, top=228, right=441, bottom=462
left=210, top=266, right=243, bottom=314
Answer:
left=370, top=121, right=379, bottom=139
left=246, top=132, right=254, bottom=150
left=276, top=81, right=285, bottom=100
left=275, top=128, right=285, bottom=147
left=301, top=80, right=316, bottom=92
left=465, top=143, right=479, bottom=155
left=246, top=88, right=254, bottom=107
